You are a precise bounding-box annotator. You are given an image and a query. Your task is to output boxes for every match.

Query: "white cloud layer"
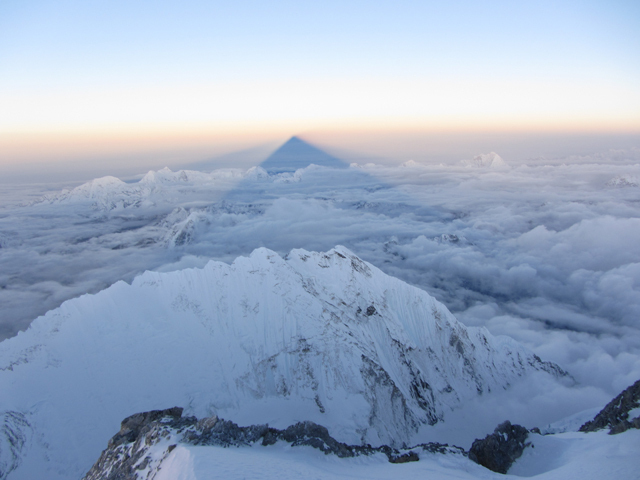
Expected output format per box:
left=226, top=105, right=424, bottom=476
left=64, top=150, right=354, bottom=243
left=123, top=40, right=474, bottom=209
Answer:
left=1, top=157, right=639, bottom=419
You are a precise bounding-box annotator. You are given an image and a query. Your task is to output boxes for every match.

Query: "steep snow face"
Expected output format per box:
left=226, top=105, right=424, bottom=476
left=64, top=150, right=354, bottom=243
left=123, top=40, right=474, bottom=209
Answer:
left=0, top=247, right=563, bottom=479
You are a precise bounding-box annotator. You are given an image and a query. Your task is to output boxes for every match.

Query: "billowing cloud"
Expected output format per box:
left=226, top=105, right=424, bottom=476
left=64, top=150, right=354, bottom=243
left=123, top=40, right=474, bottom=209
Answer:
left=1, top=151, right=639, bottom=429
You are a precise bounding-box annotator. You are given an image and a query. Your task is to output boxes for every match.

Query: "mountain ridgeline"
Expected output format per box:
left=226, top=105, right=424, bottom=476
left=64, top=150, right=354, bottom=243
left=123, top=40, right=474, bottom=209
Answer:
left=0, top=246, right=567, bottom=479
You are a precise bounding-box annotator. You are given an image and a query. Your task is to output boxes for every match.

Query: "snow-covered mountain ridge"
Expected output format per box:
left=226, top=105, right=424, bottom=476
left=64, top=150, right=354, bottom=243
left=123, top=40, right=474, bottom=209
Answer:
left=0, top=246, right=566, bottom=479
left=34, top=167, right=249, bottom=211
left=81, top=379, right=640, bottom=480
left=83, top=407, right=465, bottom=480
left=34, top=165, right=316, bottom=212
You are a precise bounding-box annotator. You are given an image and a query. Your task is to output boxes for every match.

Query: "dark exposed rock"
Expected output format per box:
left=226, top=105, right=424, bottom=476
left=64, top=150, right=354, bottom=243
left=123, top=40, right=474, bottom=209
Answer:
left=85, top=407, right=190, bottom=480
left=84, top=408, right=467, bottom=479
left=420, top=442, right=465, bottom=455
left=529, top=354, right=572, bottom=381
left=185, top=418, right=269, bottom=447
left=388, top=451, right=419, bottom=463
left=579, top=379, right=640, bottom=434
left=468, top=420, right=529, bottom=474
left=280, top=421, right=354, bottom=458
left=0, top=411, right=32, bottom=480
left=366, top=305, right=377, bottom=316
left=108, top=407, right=184, bottom=447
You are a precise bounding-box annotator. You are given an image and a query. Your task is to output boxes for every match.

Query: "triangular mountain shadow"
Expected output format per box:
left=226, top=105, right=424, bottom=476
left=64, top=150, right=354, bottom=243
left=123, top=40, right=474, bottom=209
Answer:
left=260, top=137, right=349, bottom=173
left=213, top=137, right=439, bottom=228
left=148, top=135, right=442, bottom=269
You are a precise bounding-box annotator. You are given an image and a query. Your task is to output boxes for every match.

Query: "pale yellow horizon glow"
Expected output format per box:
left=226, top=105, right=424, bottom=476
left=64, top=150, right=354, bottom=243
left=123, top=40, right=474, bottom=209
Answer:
left=2, top=76, right=639, bottom=141
left=2, top=76, right=639, bottom=167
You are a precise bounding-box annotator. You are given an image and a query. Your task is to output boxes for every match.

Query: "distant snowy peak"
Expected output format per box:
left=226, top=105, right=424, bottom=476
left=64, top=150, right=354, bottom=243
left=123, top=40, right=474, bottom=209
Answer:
left=243, top=165, right=269, bottom=179
left=48, top=175, right=148, bottom=210
left=140, top=167, right=201, bottom=185
left=74, top=175, right=127, bottom=193
left=462, top=152, right=507, bottom=168
left=36, top=164, right=328, bottom=212
left=35, top=167, right=263, bottom=211
left=400, top=160, right=424, bottom=168
left=0, top=246, right=567, bottom=479
left=606, top=174, right=639, bottom=188
left=59, top=175, right=128, bottom=200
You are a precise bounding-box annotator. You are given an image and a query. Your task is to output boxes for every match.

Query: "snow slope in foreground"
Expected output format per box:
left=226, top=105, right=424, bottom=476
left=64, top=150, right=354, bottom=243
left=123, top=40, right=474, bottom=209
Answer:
left=1, top=246, right=565, bottom=479
left=101, top=429, right=640, bottom=480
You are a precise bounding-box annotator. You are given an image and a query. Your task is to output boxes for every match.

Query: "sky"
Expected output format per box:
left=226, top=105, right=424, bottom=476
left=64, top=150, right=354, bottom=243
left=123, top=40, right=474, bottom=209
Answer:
left=1, top=0, right=639, bottom=175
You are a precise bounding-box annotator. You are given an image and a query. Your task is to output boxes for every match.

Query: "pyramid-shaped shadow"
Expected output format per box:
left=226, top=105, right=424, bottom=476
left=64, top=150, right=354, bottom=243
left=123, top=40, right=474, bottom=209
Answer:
left=260, top=136, right=349, bottom=173
left=220, top=136, right=397, bottom=203
left=177, top=136, right=439, bottom=232
left=164, top=137, right=446, bottom=274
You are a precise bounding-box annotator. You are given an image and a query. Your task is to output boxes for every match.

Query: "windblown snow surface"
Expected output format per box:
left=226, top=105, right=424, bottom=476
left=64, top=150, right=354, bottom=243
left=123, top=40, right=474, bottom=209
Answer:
left=1, top=246, right=567, bottom=479
left=92, top=428, right=640, bottom=480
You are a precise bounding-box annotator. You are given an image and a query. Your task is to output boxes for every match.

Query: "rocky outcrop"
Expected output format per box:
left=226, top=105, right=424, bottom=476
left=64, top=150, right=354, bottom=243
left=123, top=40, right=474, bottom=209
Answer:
left=468, top=420, right=529, bottom=474
left=579, top=379, right=640, bottom=434
left=466, top=382, right=640, bottom=474
left=0, top=412, right=32, bottom=480
left=109, top=407, right=184, bottom=447
left=84, top=408, right=465, bottom=480
left=83, top=407, right=191, bottom=480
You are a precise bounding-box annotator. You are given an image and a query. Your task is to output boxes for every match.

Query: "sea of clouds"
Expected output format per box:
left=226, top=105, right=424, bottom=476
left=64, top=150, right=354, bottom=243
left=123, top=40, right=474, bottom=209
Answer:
left=1, top=151, right=639, bottom=437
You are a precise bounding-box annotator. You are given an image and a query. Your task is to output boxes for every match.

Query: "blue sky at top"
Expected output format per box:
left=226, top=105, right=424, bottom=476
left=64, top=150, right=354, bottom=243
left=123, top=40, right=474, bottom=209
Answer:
left=2, top=0, right=638, bottom=85
left=0, top=0, right=638, bottom=167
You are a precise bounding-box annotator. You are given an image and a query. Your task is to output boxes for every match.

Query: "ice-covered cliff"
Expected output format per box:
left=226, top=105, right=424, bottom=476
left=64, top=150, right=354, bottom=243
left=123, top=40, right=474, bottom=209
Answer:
left=0, top=246, right=565, bottom=479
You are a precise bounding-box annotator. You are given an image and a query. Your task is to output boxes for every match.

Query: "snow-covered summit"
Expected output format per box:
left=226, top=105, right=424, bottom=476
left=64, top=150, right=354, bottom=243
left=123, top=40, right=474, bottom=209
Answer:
left=35, top=167, right=248, bottom=211
left=0, top=246, right=565, bottom=479
left=35, top=164, right=338, bottom=213
left=606, top=174, right=639, bottom=188
left=400, top=160, right=422, bottom=168
left=55, top=175, right=128, bottom=201
left=461, top=152, right=507, bottom=168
